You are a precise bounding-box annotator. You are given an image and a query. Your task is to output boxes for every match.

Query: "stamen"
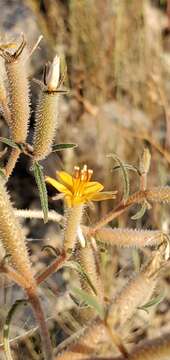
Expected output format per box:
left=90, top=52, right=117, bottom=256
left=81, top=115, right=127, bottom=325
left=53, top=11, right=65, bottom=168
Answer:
left=82, top=164, right=87, bottom=172
left=73, top=166, right=80, bottom=179
left=81, top=165, right=88, bottom=182
left=87, top=169, right=93, bottom=181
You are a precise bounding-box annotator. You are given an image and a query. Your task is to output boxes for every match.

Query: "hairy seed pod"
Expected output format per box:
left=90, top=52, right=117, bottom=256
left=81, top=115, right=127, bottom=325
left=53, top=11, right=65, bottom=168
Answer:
left=33, top=55, right=61, bottom=161
left=96, top=228, right=164, bottom=248
left=64, top=205, right=84, bottom=253
left=112, top=333, right=170, bottom=360
left=139, top=148, right=151, bottom=175
left=55, top=318, right=109, bottom=360
left=0, top=57, right=11, bottom=125
left=2, top=40, right=30, bottom=143
left=0, top=178, right=35, bottom=289
left=78, top=239, right=104, bottom=304
left=55, top=244, right=168, bottom=360
left=146, top=186, right=170, bottom=203
left=107, top=243, right=166, bottom=330
left=33, top=91, right=60, bottom=160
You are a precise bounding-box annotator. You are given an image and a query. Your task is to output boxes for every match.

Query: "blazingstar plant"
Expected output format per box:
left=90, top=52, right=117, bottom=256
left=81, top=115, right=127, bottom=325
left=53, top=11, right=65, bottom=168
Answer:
left=0, top=35, right=170, bottom=360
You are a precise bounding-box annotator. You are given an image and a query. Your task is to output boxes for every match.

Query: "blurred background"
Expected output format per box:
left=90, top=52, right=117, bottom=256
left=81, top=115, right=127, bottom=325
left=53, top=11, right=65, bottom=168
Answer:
left=1, top=0, right=170, bottom=358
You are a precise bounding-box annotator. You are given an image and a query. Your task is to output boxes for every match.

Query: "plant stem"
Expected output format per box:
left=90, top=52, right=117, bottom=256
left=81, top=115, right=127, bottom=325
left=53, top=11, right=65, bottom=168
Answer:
left=89, top=191, right=147, bottom=234
left=36, top=250, right=66, bottom=285
left=27, top=288, right=53, bottom=360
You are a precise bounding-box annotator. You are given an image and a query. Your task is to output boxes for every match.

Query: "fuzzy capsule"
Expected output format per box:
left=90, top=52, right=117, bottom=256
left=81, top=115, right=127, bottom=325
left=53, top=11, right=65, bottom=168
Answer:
left=64, top=205, right=84, bottom=253
left=55, top=244, right=167, bottom=360
left=0, top=178, right=35, bottom=289
left=33, top=91, right=60, bottom=160
left=146, top=186, right=170, bottom=203
left=96, top=228, right=164, bottom=248
left=139, top=148, right=151, bottom=175
left=78, top=239, right=104, bottom=304
left=4, top=45, right=30, bottom=143
left=55, top=318, right=109, bottom=360
left=0, top=57, right=11, bottom=125
left=33, top=55, right=61, bottom=161
left=112, top=333, right=170, bottom=360
left=107, top=243, right=166, bottom=330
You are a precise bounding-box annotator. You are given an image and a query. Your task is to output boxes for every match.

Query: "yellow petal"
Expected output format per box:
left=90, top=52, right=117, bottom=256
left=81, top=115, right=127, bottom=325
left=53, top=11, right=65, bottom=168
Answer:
left=89, top=191, right=117, bottom=202
left=84, top=181, right=104, bottom=195
left=45, top=176, right=72, bottom=195
left=57, top=171, right=73, bottom=190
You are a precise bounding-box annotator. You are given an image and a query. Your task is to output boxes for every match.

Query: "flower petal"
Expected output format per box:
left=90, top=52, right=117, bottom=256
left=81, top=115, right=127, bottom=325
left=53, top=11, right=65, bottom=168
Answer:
left=57, top=171, right=73, bottom=190
left=45, top=176, right=72, bottom=195
left=84, top=181, right=104, bottom=195
left=89, top=191, right=117, bottom=202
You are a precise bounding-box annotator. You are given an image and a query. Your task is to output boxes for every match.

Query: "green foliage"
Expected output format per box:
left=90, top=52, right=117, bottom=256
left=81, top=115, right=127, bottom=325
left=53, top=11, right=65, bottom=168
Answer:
left=138, top=292, right=165, bottom=313
left=71, top=287, right=105, bottom=320
left=52, top=143, right=77, bottom=152
left=131, top=202, right=148, bottom=220
left=0, top=137, right=19, bottom=149
left=32, top=162, right=48, bottom=223
left=107, top=153, right=130, bottom=202
left=3, top=299, right=28, bottom=360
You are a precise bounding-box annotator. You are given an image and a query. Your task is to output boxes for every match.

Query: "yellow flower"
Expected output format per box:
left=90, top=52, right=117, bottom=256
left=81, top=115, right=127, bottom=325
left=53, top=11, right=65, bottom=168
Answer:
left=45, top=165, right=117, bottom=207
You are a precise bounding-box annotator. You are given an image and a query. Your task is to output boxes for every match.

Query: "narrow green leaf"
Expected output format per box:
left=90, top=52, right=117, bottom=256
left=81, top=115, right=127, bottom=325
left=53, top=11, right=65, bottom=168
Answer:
left=132, top=248, right=141, bottom=272
left=65, top=261, right=97, bottom=295
left=71, top=287, right=105, bottom=320
left=112, top=164, right=139, bottom=175
left=0, top=137, right=18, bottom=149
left=32, top=162, right=48, bottom=223
left=138, top=292, right=165, bottom=313
left=52, top=143, right=77, bottom=152
left=42, top=245, right=60, bottom=257
left=131, top=203, right=147, bottom=220
left=3, top=299, right=28, bottom=360
left=107, top=153, right=130, bottom=202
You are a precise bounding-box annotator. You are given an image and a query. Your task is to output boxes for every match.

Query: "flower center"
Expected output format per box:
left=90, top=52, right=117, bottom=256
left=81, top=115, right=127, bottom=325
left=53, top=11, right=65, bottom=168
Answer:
left=72, top=165, right=93, bottom=198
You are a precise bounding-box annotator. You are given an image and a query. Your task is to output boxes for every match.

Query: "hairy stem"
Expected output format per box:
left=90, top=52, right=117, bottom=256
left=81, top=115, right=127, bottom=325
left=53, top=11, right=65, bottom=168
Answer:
left=27, top=288, right=53, bottom=360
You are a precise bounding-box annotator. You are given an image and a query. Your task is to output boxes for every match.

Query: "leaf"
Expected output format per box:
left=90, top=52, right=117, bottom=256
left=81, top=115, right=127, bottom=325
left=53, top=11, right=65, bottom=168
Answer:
left=52, top=143, right=77, bottom=152
left=0, top=137, right=19, bottom=149
left=3, top=299, right=28, bottom=360
left=138, top=292, right=165, bottom=313
left=71, top=287, right=105, bottom=320
left=112, top=164, right=139, bottom=175
left=32, top=162, right=48, bottom=223
left=132, top=248, right=141, bottom=272
left=42, top=245, right=60, bottom=257
left=131, top=202, right=147, bottom=220
left=107, top=153, right=130, bottom=202
left=65, top=260, right=97, bottom=295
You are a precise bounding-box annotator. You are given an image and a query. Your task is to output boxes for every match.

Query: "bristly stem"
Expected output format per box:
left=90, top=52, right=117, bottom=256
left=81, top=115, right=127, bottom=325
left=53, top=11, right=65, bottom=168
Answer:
left=27, top=288, right=53, bottom=360
left=88, top=190, right=149, bottom=234
left=0, top=263, right=53, bottom=360
left=36, top=205, right=84, bottom=284
left=36, top=250, right=66, bottom=285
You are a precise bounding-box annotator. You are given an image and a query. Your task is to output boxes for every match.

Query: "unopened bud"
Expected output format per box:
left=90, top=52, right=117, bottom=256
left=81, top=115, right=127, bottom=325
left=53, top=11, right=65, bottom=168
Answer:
left=139, top=148, right=151, bottom=175
left=47, top=55, right=60, bottom=92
